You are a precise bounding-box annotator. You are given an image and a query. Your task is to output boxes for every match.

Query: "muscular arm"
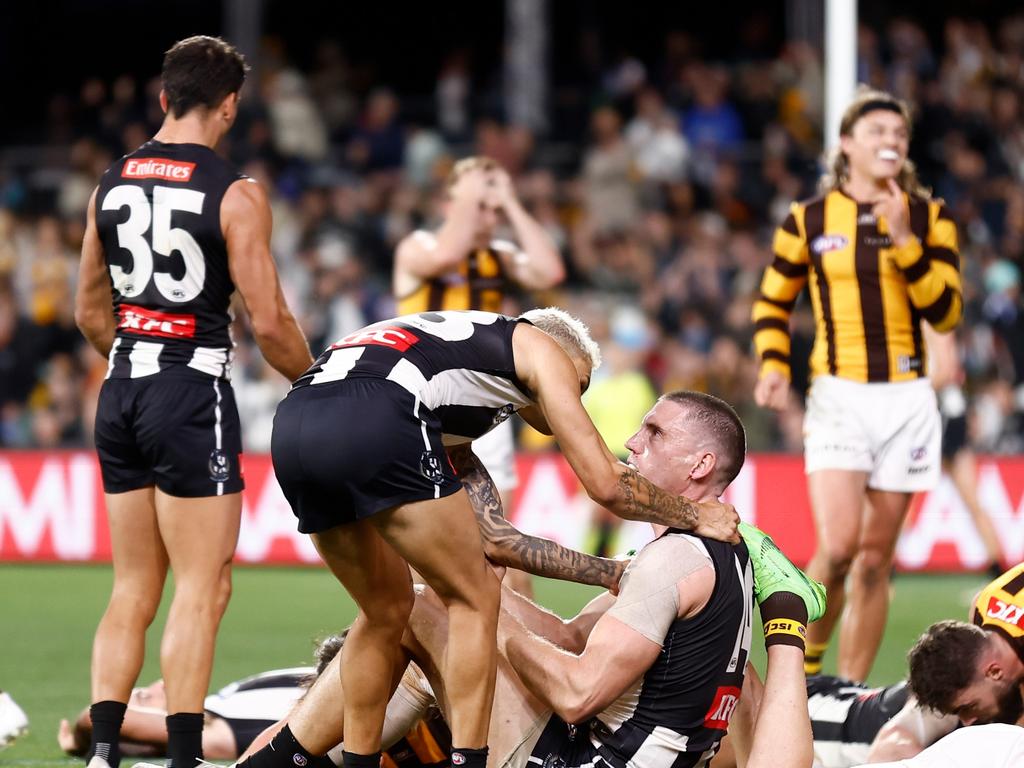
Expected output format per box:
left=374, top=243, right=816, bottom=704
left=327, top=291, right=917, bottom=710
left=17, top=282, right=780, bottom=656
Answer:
left=501, top=608, right=661, bottom=724
left=75, top=189, right=117, bottom=357
left=448, top=443, right=624, bottom=590
left=499, top=585, right=616, bottom=654
left=745, top=645, right=813, bottom=768
left=501, top=539, right=713, bottom=724
left=223, top=179, right=313, bottom=381
left=867, top=695, right=958, bottom=762
left=514, top=326, right=738, bottom=542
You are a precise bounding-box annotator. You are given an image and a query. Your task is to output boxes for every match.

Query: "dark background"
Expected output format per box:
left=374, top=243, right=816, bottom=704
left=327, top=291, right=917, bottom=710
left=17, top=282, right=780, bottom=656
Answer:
left=2, top=0, right=1022, bottom=143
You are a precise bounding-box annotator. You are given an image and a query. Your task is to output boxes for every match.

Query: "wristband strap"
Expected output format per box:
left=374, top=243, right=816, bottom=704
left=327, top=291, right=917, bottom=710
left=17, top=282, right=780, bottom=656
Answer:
left=763, top=619, right=807, bottom=640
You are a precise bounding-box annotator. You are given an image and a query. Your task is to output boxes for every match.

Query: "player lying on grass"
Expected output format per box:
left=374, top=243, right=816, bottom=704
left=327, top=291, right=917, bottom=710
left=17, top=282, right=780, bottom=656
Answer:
left=59, top=635, right=451, bottom=768
left=238, top=392, right=825, bottom=768
left=863, top=562, right=1024, bottom=763
left=715, top=561, right=1024, bottom=767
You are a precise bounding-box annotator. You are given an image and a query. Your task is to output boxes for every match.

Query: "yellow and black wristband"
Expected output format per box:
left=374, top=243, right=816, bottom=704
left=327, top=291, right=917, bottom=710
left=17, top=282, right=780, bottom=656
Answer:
left=763, top=618, right=807, bottom=650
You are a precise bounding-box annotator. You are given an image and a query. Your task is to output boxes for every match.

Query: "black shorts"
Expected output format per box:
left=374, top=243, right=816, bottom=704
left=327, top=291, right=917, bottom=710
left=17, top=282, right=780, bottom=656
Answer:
left=529, top=716, right=606, bottom=768
left=271, top=378, right=462, bottom=534
left=211, top=714, right=275, bottom=757
left=95, top=372, right=244, bottom=497
left=941, top=413, right=968, bottom=460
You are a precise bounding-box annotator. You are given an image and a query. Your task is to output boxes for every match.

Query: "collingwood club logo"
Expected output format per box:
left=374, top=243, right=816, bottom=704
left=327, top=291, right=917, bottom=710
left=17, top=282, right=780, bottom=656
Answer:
left=420, top=451, right=445, bottom=484
left=208, top=449, right=231, bottom=482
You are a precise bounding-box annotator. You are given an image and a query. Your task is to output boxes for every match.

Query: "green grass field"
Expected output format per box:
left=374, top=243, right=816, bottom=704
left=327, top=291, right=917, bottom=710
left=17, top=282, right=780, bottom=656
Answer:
left=0, top=565, right=991, bottom=767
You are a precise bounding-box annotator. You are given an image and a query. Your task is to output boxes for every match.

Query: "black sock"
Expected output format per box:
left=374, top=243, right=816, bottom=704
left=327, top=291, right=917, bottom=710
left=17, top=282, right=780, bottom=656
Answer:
left=87, top=700, right=127, bottom=768
left=451, top=746, right=488, bottom=768
left=239, top=725, right=335, bottom=768
left=166, top=712, right=204, bottom=768
left=342, top=751, right=381, bottom=768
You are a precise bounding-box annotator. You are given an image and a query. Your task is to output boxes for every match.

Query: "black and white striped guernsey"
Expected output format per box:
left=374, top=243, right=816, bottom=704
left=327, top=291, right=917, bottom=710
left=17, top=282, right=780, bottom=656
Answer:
left=203, top=667, right=311, bottom=723
left=589, top=534, right=753, bottom=768
left=292, top=311, right=534, bottom=444
left=806, top=677, right=909, bottom=768
left=95, top=140, right=244, bottom=380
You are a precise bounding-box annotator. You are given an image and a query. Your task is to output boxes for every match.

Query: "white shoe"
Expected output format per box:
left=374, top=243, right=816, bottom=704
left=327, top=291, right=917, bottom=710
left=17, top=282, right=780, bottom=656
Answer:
left=87, top=757, right=113, bottom=768
left=128, top=762, right=165, bottom=768
left=0, top=692, right=29, bottom=748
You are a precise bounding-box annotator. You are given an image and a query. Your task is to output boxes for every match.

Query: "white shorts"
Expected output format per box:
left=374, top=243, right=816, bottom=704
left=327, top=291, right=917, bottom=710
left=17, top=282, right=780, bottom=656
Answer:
left=803, top=376, right=940, bottom=492
left=472, top=419, right=518, bottom=492
left=854, top=723, right=1024, bottom=768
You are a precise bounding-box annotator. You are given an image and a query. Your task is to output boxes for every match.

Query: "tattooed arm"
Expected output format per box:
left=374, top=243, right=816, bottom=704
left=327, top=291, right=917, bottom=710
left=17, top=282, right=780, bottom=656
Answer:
left=448, top=443, right=625, bottom=590
left=511, top=324, right=740, bottom=542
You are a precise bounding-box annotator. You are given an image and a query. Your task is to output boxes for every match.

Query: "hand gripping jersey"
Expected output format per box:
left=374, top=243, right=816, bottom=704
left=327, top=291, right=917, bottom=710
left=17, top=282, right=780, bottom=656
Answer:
left=292, top=311, right=533, bottom=444
left=95, top=140, right=244, bottom=380
left=973, top=562, right=1024, bottom=653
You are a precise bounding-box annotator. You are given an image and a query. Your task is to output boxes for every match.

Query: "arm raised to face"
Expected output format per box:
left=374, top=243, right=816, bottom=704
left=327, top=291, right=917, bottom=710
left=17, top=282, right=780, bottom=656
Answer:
left=512, top=323, right=739, bottom=542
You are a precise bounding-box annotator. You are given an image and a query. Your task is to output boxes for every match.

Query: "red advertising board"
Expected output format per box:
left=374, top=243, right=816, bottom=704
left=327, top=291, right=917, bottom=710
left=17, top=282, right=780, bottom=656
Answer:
left=1, top=451, right=1022, bottom=569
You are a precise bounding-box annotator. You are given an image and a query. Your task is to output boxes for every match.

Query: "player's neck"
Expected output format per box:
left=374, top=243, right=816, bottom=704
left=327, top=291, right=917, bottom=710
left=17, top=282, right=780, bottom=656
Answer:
left=842, top=174, right=889, bottom=202
left=153, top=113, right=226, bottom=150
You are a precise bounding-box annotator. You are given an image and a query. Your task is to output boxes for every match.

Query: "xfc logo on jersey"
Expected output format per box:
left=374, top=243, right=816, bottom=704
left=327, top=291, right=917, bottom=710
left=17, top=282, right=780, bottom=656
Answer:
left=986, top=597, right=1024, bottom=629
left=333, top=326, right=420, bottom=352
left=118, top=304, right=196, bottom=339
left=703, top=685, right=742, bottom=730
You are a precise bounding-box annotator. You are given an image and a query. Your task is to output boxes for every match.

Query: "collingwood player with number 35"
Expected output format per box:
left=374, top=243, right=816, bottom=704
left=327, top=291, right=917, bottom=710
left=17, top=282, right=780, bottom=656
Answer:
left=267, top=308, right=741, bottom=768
left=75, top=35, right=313, bottom=768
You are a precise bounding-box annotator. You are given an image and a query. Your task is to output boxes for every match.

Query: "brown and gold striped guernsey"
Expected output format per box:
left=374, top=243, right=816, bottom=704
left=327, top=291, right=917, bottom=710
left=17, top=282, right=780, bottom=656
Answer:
left=752, top=189, right=962, bottom=384
left=973, top=562, right=1024, bottom=654
left=397, top=245, right=507, bottom=314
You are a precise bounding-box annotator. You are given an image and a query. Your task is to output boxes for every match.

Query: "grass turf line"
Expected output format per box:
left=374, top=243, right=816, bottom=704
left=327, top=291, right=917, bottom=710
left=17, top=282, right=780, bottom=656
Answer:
left=0, top=564, right=990, bottom=767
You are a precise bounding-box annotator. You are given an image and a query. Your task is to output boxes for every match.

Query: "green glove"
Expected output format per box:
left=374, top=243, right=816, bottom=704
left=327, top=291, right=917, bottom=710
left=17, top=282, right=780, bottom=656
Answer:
left=739, top=521, right=827, bottom=624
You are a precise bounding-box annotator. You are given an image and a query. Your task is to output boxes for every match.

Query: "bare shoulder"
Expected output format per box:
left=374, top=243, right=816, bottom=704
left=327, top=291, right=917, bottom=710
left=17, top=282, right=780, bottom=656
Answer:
left=222, top=177, right=270, bottom=219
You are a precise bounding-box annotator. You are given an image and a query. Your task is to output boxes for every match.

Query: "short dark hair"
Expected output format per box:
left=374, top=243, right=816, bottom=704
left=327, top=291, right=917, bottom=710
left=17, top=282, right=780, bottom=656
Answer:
left=907, top=620, right=989, bottom=713
left=162, top=35, right=248, bottom=118
left=662, top=390, right=746, bottom=487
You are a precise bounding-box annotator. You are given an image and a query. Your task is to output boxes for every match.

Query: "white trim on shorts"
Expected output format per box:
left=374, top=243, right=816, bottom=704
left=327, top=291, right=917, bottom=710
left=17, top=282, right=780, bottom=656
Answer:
left=213, top=379, right=224, bottom=496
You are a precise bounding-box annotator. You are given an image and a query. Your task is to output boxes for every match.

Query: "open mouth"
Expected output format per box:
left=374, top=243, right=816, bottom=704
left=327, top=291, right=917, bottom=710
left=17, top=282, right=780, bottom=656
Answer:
left=877, top=149, right=901, bottom=162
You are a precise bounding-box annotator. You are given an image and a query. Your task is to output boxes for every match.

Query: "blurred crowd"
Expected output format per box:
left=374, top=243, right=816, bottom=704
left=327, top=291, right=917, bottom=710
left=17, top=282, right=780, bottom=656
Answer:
left=3, top=14, right=1024, bottom=454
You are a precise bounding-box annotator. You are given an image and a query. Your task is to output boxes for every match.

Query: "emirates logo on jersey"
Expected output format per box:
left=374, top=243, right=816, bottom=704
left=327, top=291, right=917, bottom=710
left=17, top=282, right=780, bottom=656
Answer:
left=119, top=304, right=197, bottom=339
left=122, top=158, right=196, bottom=182
left=703, top=685, right=742, bottom=730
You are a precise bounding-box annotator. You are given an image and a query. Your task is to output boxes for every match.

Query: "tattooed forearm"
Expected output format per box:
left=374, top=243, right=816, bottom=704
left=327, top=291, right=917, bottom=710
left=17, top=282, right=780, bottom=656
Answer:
left=449, top=444, right=624, bottom=590
left=614, top=468, right=700, bottom=530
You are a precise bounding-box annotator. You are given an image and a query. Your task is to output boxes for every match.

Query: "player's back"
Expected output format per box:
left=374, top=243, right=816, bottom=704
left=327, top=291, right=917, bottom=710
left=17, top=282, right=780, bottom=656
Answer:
left=290, top=310, right=533, bottom=444
left=95, top=140, right=244, bottom=380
